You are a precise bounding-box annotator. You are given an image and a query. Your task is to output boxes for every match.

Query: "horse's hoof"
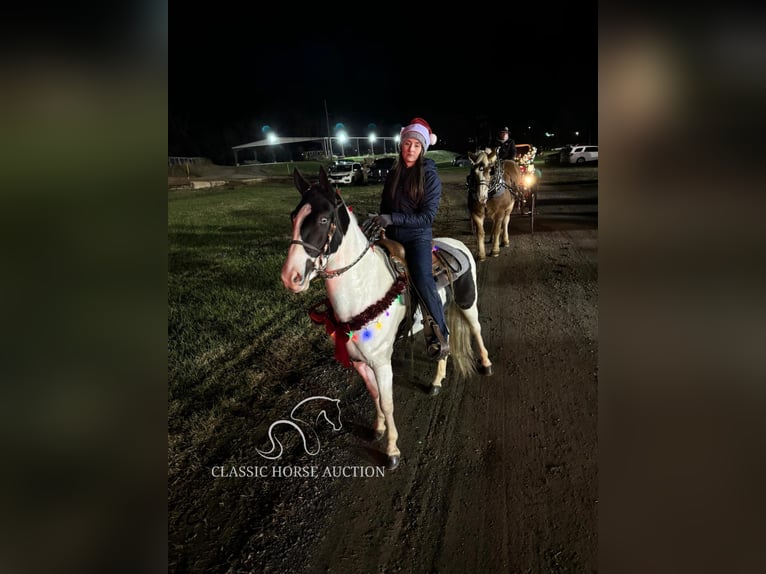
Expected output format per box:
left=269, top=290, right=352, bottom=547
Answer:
left=477, top=364, right=493, bottom=376
left=386, top=455, right=400, bottom=470
left=429, top=385, right=441, bottom=396
left=491, top=251, right=500, bottom=257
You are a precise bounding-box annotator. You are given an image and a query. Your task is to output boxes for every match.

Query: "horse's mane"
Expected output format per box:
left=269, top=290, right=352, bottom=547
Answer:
left=468, top=149, right=497, bottom=170
left=499, top=159, right=521, bottom=186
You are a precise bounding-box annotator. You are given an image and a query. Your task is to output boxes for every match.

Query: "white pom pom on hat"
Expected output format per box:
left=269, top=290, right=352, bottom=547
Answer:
left=400, top=117, right=438, bottom=151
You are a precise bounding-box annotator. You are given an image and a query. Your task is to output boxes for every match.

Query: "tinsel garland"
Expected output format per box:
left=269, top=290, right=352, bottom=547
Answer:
left=308, top=275, right=408, bottom=368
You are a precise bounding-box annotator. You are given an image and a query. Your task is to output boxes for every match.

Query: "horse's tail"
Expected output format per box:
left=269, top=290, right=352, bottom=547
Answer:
left=446, top=300, right=477, bottom=381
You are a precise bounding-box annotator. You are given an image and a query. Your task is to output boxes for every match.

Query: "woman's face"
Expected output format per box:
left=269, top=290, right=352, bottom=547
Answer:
left=400, top=137, right=423, bottom=167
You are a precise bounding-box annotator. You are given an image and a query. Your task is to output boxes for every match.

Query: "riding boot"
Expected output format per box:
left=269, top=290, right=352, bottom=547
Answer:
left=425, top=315, right=450, bottom=360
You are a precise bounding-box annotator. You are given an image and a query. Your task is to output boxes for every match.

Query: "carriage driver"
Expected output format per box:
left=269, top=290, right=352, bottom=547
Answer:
left=496, top=126, right=517, bottom=161
left=464, top=126, right=516, bottom=190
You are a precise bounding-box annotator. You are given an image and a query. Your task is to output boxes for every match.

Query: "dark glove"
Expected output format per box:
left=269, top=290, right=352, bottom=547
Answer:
left=373, top=214, right=393, bottom=228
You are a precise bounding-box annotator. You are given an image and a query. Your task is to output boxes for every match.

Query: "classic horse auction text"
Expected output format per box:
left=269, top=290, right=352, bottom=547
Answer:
left=211, top=465, right=386, bottom=478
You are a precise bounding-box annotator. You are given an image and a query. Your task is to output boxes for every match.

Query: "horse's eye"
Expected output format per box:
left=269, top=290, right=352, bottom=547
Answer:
left=319, top=217, right=329, bottom=225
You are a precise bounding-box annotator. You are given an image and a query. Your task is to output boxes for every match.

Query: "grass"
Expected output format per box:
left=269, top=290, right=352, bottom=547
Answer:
left=168, top=181, right=388, bottom=434
left=168, top=178, right=400, bottom=570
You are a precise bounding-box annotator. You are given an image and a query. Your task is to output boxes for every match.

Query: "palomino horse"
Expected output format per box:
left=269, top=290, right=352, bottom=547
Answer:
left=467, top=150, right=521, bottom=260
left=280, top=167, right=493, bottom=470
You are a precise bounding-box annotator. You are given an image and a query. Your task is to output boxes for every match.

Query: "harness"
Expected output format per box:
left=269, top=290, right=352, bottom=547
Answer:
left=487, top=161, right=524, bottom=202
left=466, top=149, right=525, bottom=206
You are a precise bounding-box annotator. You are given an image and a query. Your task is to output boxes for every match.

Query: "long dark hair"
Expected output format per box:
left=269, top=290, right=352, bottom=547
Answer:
left=383, top=154, right=425, bottom=204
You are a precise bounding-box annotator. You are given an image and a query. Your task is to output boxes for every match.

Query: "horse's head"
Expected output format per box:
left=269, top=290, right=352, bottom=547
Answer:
left=469, top=153, right=495, bottom=204
left=318, top=397, right=343, bottom=431
left=280, top=167, right=350, bottom=292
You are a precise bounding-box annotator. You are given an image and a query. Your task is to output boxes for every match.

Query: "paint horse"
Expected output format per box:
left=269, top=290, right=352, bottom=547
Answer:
left=280, top=167, right=493, bottom=470
left=467, top=149, right=521, bottom=261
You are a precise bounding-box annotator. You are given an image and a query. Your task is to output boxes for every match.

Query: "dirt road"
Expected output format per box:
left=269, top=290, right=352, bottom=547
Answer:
left=170, top=167, right=598, bottom=573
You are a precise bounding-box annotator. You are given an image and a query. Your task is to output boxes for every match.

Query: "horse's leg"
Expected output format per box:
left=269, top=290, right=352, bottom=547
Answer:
left=490, top=216, right=503, bottom=257
left=354, top=360, right=400, bottom=468
left=429, top=358, right=448, bottom=395
left=461, top=303, right=493, bottom=375
left=371, top=362, right=400, bottom=469
left=502, top=209, right=512, bottom=247
left=353, top=362, right=386, bottom=440
left=472, top=213, right=487, bottom=261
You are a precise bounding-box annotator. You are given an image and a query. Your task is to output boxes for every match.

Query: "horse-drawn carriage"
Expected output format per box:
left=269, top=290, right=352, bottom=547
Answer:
left=513, top=143, right=540, bottom=225
left=462, top=143, right=540, bottom=259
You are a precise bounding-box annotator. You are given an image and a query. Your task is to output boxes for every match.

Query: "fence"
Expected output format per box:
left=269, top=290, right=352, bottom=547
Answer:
left=168, top=156, right=207, bottom=166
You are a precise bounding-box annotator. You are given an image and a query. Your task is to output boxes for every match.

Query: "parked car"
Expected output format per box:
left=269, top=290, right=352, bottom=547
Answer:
left=366, top=157, right=396, bottom=183
left=452, top=154, right=471, bottom=167
left=562, top=145, right=598, bottom=165
left=327, top=160, right=366, bottom=186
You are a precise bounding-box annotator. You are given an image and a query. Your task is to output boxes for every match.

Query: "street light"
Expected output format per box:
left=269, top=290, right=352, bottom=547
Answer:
left=338, top=131, right=348, bottom=157
left=266, top=131, right=278, bottom=163
left=368, top=133, right=376, bottom=156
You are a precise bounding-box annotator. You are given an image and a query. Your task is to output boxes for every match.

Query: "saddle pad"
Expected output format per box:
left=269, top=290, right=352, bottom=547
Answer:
left=432, top=240, right=471, bottom=290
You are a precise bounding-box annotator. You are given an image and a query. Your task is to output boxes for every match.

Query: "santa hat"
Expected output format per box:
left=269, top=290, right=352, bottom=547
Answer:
left=400, top=117, right=438, bottom=152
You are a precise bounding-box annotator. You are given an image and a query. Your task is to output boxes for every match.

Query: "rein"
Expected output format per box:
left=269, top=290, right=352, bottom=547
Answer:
left=318, top=238, right=374, bottom=279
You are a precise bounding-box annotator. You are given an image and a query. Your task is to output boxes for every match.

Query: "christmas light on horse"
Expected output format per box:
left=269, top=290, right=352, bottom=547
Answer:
left=280, top=167, right=493, bottom=469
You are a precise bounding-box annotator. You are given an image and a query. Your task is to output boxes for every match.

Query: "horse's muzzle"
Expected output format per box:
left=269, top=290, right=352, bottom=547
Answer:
left=281, top=258, right=314, bottom=292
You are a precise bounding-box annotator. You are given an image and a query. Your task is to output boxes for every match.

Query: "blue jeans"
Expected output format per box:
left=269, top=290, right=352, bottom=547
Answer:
left=403, top=238, right=449, bottom=338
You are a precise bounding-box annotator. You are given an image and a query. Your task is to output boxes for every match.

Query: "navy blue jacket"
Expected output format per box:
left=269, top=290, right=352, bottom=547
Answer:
left=379, top=158, right=442, bottom=243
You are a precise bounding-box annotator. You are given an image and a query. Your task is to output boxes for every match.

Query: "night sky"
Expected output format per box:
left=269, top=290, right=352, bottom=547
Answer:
left=169, top=7, right=597, bottom=164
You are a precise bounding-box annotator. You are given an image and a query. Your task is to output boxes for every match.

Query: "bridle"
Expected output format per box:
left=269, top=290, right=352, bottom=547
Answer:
left=470, top=164, right=493, bottom=206
left=472, top=161, right=523, bottom=205
left=290, top=187, right=373, bottom=280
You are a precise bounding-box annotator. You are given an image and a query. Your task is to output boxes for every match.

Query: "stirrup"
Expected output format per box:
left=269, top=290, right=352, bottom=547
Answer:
left=425, top=320, right=450, bottom=360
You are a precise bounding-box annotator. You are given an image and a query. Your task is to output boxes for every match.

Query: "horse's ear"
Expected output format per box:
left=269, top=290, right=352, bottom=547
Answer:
left=318, top=165, right=331, bottom=190
left=294, top=168, right=310, bottom=196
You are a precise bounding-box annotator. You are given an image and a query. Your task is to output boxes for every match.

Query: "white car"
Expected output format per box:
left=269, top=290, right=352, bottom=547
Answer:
left=452, top=154, right=471, bottom=167
left=563, top=145, right=598, bottom=164
left=327, top=161, right=366, bottom=186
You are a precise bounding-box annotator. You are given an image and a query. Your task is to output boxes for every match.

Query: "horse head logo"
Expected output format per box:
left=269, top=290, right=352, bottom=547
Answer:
left=256, top=396, right=343, bottom=460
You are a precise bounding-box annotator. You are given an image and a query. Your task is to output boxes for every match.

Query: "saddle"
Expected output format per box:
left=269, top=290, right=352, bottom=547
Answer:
left=431, top=240, right=471, bottom=290
left=374, top=236, right=470, bottom=290
left=374, top=236, right=467, bottom=356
